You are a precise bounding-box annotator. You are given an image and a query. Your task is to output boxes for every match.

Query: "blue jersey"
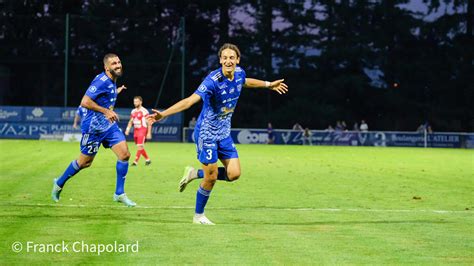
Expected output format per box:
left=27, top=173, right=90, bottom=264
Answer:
left=76, top=105, right=87, bottom=118
left=193, top=66, right=246, bottom=141
left=81, top=72, right=118, bottom=134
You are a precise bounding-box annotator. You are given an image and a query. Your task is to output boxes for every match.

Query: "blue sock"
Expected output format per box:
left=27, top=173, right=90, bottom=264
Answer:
left=195, top=186, right=211, bottom=214
left=197, top=169, right=204, bottom=178
left=197, top=168, right=229, bottom=181
left=115, top=160, right=128, bottom=195
left=56, top=160, right=80, bottom=187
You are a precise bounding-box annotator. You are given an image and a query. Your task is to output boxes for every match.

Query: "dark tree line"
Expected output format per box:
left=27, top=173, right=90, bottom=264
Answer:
left=0, top=0, right=472, bottom=131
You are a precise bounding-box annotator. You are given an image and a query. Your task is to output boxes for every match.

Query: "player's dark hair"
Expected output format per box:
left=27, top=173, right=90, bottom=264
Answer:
left=103, top=53, right=119, bottom=64
left=218, top=43, right=240, bottom=59
left=134, top=96, right=143, bottom=101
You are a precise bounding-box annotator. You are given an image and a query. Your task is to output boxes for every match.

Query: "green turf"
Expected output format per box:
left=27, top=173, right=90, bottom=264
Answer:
left=0, top=140, right=473, bottom=264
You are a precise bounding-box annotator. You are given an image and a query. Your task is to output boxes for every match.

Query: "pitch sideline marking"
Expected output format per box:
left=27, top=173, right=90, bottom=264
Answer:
left=1, top=203, right=472, bottom=214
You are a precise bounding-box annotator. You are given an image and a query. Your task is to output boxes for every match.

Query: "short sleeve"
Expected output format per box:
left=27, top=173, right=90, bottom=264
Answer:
left=241, top=68, right=246, bottom=85
left=193, top=77, right=215, bottom=100
left=85, top=80, right=106, bottom=100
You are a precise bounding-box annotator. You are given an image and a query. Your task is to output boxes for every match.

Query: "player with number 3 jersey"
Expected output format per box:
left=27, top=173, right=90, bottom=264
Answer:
left=147, top=43, right=288, bottom=225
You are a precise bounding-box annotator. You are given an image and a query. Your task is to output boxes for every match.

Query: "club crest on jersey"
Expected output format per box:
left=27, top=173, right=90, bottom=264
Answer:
left=198, top=84, right=207, bottom=92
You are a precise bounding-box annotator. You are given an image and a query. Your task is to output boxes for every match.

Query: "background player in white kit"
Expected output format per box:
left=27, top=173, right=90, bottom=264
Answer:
left=125, top=96, right=152, bottom=166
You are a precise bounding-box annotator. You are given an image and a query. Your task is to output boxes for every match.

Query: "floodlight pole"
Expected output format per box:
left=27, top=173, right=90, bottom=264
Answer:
left=181, top=17, right=185, bottom=101
left=64, top=13, right=70, bottom=108
left=180, top=17, right=186, bottom=141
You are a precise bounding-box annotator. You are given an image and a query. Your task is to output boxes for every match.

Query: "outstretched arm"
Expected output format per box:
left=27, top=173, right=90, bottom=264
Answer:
left=244, top=78, right=288, bottom=94
left=147, top=93, right=201, bottom=124
left=117, top=85, right=127, bottom=94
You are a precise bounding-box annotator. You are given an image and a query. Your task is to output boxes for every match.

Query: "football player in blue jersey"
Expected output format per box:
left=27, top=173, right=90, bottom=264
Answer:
left=52, top=53, right=136, bottom=207
left=72, top=105, right=87, bottom=129
left=147, top=43, right=288, bottom=224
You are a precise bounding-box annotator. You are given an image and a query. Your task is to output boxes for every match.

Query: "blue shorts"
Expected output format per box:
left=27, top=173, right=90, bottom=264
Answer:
left=80, top=124, right=125, bottom=156
left=195, top=135, right=239, bottom=164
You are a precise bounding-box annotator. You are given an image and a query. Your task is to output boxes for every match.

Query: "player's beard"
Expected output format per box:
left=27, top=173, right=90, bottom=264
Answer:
left=110, top=67, right=123, bottom=78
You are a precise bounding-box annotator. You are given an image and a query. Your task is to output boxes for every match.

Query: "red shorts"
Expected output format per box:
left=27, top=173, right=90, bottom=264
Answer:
left=133, top=128, right=147, bottom=145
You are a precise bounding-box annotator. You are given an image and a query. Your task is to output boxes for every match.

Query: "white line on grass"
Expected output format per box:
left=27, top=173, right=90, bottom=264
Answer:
left=2, top=203, right=472, bottom=214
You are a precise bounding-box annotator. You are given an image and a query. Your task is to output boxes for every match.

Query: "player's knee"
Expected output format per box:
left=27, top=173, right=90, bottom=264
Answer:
left=227, top=170, right=241, bottom=181
left=78, top=160, right=92, bottom=169
left=121, top=151, right=131, bottom=161
left=205, top=169, right=218, bottom=182
left=208, top=178, right=217, bottom=185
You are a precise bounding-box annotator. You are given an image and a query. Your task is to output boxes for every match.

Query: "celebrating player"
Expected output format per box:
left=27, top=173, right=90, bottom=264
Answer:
left=51, top=53, right=136, bottom=207
left=125, top=96, right=152, bottom=166
left=147, top=43, right=288, bottom=224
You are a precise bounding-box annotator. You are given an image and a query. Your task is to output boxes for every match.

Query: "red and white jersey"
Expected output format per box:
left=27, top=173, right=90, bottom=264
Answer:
left=130, top=107, right=149, bottom=130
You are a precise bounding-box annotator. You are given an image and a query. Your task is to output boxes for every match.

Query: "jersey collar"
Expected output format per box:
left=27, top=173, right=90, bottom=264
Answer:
left=219, top=67, right=238, bottom=82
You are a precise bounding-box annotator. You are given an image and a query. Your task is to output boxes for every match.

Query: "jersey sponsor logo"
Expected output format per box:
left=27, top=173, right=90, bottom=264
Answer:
left=88, top=86, right=97, bottom=93
left=220, top=106, right=235, bottom=116
left=218, top=83, right=227, bottom=89
left=198, top=84, right=207, bottom=92
left=203, top=142, right=216, bottom=148
left=222, top=96, right=239, bottom=104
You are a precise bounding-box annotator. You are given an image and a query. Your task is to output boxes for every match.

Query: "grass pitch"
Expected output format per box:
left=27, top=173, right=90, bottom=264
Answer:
left=0, top=140, right=473, bottom=264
